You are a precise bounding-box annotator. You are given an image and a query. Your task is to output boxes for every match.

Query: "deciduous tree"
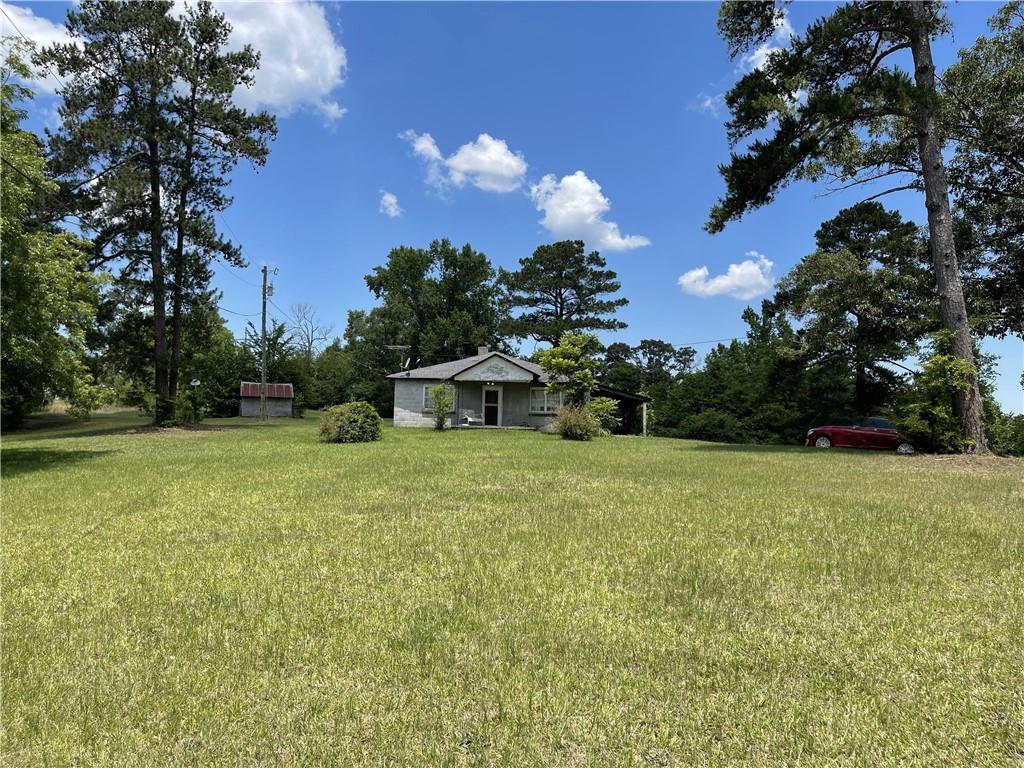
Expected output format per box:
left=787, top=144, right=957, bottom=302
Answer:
left=1, top=48, right=99, bottom=427
left=364, top=239, right=508, bottom=364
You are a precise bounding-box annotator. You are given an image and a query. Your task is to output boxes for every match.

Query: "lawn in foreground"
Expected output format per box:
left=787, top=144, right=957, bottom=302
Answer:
left=2, top=412, right=1022, bottom=766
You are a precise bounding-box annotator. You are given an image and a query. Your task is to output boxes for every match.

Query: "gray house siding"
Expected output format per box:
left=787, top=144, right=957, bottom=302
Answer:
left=239, top=397, right=292, bottom=417
left=388, top=350, right=575, bottom=429
left=394, top=379, right=558, bottom=429
left=394, top=379, right=451, bottom=428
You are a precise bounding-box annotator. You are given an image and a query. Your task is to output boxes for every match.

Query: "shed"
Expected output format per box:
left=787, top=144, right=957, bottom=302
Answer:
left=239, top=381, right=294, bottom=417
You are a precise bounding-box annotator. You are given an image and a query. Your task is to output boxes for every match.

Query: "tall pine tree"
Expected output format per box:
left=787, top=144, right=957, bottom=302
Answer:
left=43, top=0, right=275, bottom=423
left=708, top=1, right=989, bottom=452
left=500, top=240, right=628, bottom=346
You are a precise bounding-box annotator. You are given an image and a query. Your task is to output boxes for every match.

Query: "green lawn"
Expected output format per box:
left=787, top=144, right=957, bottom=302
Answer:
left=2, top=412, right=1022, bottom=766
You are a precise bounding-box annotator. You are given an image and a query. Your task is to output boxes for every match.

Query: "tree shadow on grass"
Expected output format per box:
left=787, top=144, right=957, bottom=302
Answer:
left=1, top=447, right=118, bottom=479
left=4, top=411, right=149, bottom=442
left=6, top=414, right=262, bottom=442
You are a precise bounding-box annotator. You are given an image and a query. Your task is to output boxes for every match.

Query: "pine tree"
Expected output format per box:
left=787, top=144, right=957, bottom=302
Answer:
left=709, top=1, right=989, bottom=452
left=43, top=0, right=275, bottom=423
left=500, top=240, right=628, bottom=346
left=772, top=203, right=932, bottom=415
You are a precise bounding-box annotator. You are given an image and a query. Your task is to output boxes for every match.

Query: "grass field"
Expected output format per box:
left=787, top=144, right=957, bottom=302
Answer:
left=2, top=411, right=1022, bottom=766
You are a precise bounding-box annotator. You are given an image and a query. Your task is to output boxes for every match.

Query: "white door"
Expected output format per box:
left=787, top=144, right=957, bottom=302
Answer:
left=482, top=386, right=502, bottom=426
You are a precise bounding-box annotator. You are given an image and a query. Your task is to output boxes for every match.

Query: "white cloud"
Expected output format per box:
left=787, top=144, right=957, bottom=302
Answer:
left=691, top=91, right=726, bottom=118
left=529, top=171, right=650, bottom=252
left=218, top=1, right=347, bottom=122
left=0, top=1, right=73, bottom=93
left=446, top=134, right=527, bottom=193
left=0, top=1, right=348, bottom=121
left=398, top=132, right=645, bottom=252
left=399, top=130, right=447, bottom=190
left=378, top=190, right=403, bottom=218
left=678, top=251, right=775, bottom=300
left=740, top=10, right=795, bottom=72
left=400, top=130, right=527, bottom=193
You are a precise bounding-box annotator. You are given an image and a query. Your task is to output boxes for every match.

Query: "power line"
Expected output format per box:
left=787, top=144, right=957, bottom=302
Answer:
left=216, top=211, right=243, bottom=243
left=214, top=212, right=261, bottom=287
left=1, top=156, right=50, bottom=193
left=1, top=156, right=90, bottom=229
left=0, top=4, right=67, bottom=90
left=267, top=296, right=291, bottom=318
left=218, top=305, right=260, bottom=318
left=219, top=262, right=260, bottom=289
left=679, top=336, right=742, bottom=346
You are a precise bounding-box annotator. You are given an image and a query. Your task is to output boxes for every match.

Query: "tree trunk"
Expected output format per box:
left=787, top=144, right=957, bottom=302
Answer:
left=854, top=360, right=869, bottom=417
left=169, top=108, right=196, bottom=403
left=148, top=136, right=172, bottom=425
left=908, top=3, right=988, bottom=453
left=169, top=261, right=183, bottom=400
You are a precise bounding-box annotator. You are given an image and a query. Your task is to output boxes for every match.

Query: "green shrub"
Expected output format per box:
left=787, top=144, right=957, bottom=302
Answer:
left=588, top=397, right=621, bottom=434
left=172, top=388, right=205, bottom=426
left=892, top=338, right=974, bottom=453
left=64, top=380, right=107, bottom=421
left=318, top=401, right=382, bottom=443
left=553, top=404, right=601, bottom=441
left=988, top=412, right=1024, bottom=457
left=683, top=409, right=746, bottom=443
left=429, top=383, right=455, bottom=431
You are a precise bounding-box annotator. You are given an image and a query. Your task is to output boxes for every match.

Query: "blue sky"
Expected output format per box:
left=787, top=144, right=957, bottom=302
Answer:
left=5, top=1, right=1021, bottom=412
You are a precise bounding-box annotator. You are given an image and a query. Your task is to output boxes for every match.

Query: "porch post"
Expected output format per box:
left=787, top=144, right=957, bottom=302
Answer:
left=642, top=402, right=647, bottom=437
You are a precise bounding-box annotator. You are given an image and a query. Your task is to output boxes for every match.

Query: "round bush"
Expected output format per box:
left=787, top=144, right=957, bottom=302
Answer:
left=318, top=401, right=382, bottom=443
left=553, top=404, right=602, bottom=441
left=683, top=409, right=745, bottom=443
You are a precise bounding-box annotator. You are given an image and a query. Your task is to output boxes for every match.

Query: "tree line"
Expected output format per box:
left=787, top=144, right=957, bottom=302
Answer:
left=2, top=1, right=1021, bottom=454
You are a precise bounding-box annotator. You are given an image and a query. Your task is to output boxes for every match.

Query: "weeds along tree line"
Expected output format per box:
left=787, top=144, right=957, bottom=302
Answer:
left=1, top=1, right=1021, bottom=453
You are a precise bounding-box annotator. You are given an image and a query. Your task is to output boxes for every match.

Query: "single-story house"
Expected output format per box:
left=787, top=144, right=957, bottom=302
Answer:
left=239, top=381, right=294, bottom=417
left=387, top=346, right=649, bottom=433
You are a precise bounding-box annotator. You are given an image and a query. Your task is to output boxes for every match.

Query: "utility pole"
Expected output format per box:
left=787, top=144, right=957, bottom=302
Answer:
left=260, top=265, right=268, bottom=421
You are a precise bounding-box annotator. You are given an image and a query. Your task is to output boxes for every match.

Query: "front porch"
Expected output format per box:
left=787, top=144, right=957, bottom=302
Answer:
left=450, top=380, right=560, bottom=430
left=388, top=348, right=648, bottom=432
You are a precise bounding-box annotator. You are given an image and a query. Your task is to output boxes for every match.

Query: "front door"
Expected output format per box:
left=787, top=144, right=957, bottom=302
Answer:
left=483, top=386, right=501, bottom=426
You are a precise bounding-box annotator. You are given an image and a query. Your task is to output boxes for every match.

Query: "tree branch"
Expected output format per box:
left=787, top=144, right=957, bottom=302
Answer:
left=859, top=184, right=920, bottom=202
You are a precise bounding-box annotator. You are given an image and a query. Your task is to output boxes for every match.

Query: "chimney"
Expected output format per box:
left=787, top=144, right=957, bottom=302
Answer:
left=477, top=345, right=490, bottom=355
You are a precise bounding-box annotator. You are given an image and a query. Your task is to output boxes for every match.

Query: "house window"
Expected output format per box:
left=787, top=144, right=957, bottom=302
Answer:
left=530, top=388, right=563, bottom=413
left=423, top=384, right=455, bottom=412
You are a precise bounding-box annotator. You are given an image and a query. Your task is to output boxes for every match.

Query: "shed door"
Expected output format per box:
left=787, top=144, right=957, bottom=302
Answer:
left=483, top=386, right=501, bottom=426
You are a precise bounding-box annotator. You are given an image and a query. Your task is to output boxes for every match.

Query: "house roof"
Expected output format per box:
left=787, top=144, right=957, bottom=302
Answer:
left=240, top=382, right=294, bottom=399
left=387, top=351, right=553, bottom=383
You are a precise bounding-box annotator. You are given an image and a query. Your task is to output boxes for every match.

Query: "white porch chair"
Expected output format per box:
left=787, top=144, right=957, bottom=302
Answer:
left=460, top=409, right=484, bottom=427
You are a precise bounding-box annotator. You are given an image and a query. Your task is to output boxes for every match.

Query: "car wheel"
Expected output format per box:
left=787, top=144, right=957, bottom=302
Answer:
left=814, top=436, right=832, bottom=449
left=896, top=442, right=915, bottom=455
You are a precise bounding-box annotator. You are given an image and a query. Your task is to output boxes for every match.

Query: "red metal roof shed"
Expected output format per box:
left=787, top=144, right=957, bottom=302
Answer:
left=239, top=382, right=294, bottom=399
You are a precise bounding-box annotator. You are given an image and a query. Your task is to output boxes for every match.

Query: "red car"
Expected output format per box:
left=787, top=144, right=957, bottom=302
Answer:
left=806, top=417, right=915, bottom=454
